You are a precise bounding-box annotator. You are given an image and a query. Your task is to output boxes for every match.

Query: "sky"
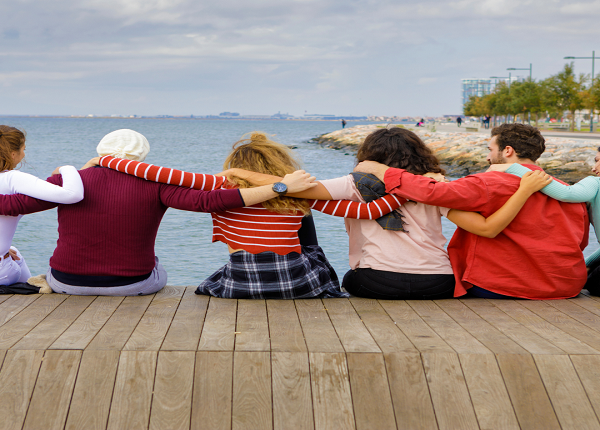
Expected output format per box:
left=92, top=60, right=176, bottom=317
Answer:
left=1, top=0, right=600, bottom=117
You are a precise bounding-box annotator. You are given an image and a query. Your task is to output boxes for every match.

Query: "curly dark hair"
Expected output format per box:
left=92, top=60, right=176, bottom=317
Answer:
left=356, top=127, right=444, bottom=175
left=491, top=123, right=545, bottom=161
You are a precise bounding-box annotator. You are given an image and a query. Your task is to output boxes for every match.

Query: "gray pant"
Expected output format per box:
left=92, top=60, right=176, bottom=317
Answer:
left=46, top=257, right=167, bottom=296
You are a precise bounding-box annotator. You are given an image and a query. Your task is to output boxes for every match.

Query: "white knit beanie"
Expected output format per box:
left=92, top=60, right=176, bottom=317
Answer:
left=96, top=129, right=150, bottom=161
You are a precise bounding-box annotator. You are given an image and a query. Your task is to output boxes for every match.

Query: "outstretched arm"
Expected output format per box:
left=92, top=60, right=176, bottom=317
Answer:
left=446, top=171, right=552, bottom=238
left=505, top=164, right=599, bottom=203
left=8, top=167, right=84, bottom=204
left=309, top=194, right=405, bottom=219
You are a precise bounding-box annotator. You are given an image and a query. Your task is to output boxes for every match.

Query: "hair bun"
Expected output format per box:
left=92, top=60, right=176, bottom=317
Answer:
left=250, top=132, right=267, bottom=143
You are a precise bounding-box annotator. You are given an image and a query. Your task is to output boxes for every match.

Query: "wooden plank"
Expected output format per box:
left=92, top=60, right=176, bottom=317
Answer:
left=534, top=355, right=600, bottom=430
left=161, top=287, right=209, bottom=351
left=519, top=300, right=600, bottom=352
left=0, top=350, right=5, bottom=369
left=123, top=286, right=184, bottom=351
left=309, top=352, right=355, bottom=430
left=0, top=294, right=40, bottom=327
left=295, top=299, right=344, bottom=353
left=378, top=300, right=454, bottom=353
left=235, top=299, right=270, bottom=351
left=50, top=296, right=125, bottom=350
left=23, top=350, right=82, bottom=430
left=492, top=300, right=599, bottom=354
left=496, top=353, right=561, bottom=430
left=266, top=300, right=307, bottom=352
left=545, top=298, right=600, bottom=334
left=13, top=295, right=96, bottom=350
left=323, top=298, right=380, bottom=353
left=149, top=351, right=195, bottom=430
left=0, top=294, right=67, bottom=349
left=571, top=355, right=600, bottom=421
left=191, top=351, right=233, bottom=430
left=567, top=295, right=600, bottom=319
left=272, top=352, right=313, bottom=430
left=232, top=351, right=273, bottom=430
left=439, top=299, right=527, bottom=354
left=0, top=295, right=12, bottom=306
left=64, top=350, right=120, bottom=430
left=0, top=350, right=44, bottom=430
left=86, top=294, right=154, bottom=350
left=106, top=351, right=158, bottom=430
left=421, top=352, right=479, bottom=430
left=384, top=353, right=438, bottom=430
left=198, top=297, right=237, bottom=351
left=349, top=298, right=417, bottom=353
left=347, top=352, right=396, bottom=430
left=463, top=299, right=565, bottom=354
left=459, top=354, right=520, bottom=430
left=408, top=301, right=491, bottom=354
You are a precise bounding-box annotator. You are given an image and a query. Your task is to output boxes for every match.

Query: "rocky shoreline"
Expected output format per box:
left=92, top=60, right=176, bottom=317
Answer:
left=313, top=125, right=598, bottom=183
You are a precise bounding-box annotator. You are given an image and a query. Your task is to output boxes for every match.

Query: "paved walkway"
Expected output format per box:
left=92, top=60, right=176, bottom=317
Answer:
left=2, top=286, right=600, bottom=429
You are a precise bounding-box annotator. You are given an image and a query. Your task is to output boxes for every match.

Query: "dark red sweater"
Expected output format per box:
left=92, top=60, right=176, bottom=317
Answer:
left=0, top=167, right=244, bottom=276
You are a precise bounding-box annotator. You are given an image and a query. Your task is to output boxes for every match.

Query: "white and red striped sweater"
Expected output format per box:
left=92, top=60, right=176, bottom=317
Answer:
left=99, top=156, right=404, bottom=255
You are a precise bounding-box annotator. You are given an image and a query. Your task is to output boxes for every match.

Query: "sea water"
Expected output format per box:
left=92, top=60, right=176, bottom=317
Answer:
left=5, top=117, right=599, bottom=285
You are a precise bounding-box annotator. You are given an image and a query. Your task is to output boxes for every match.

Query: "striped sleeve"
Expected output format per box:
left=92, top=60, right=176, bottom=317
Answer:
left=99, top=155, right=227, bottom=191
left=309, top=194, right=405, bottom=219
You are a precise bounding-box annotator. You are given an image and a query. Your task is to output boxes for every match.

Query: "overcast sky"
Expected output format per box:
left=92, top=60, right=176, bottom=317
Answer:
left=1, top=0, right=599, bottom=116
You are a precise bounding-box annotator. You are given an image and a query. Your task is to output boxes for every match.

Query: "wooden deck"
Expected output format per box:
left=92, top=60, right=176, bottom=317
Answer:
left=2, top=287, right=600, bottom=429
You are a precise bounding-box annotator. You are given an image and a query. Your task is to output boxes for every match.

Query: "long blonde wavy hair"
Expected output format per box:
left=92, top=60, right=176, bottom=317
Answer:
left=224, top=132, right=311, bottom=215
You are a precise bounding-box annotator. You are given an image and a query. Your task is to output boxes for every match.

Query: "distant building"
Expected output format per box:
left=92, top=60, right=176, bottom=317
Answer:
left=461, top=78, right=492, bottom=107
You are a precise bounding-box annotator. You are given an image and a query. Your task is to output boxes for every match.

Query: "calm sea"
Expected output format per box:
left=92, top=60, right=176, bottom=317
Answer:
left=4, top=117, right=599, bottom=285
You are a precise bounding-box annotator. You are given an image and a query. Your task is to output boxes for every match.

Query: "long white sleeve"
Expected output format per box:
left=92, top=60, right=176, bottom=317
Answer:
left=5, top=166, right=84, bottom=204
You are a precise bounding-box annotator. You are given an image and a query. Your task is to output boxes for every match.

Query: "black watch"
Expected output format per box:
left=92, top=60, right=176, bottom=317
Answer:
left=272, top=182, right=288, bottom=196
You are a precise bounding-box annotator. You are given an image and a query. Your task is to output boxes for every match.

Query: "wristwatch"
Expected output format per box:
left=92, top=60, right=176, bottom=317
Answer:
left=272, top=182, right=288, bottom=196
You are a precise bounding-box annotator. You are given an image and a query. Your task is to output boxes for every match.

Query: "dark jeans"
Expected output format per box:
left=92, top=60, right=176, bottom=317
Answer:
left=342, top=268, right=455, bottom=300
left=585, top=259, right=600, bottom=295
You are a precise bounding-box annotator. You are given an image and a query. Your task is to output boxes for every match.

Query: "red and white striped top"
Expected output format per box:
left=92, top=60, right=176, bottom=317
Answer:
left=99, top=156, right=404, bottom=255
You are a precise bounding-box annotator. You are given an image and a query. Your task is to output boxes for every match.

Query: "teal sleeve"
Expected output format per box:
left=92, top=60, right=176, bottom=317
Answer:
left=506, top=164, right=599, bottom=204
left=586, top=248, right=600, bottom=267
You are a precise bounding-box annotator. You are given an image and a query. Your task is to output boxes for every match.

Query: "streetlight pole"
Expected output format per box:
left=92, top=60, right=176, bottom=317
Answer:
left=564, top=52, right=597, bottom=132
left=508, top=64, right=533, bottom=124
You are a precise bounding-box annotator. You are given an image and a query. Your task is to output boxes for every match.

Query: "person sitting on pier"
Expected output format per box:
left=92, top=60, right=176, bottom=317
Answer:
left=0, top=125, right=83, bottom=290
left=488, top=146, right=600, bottom=295
left=200, top=127, right=552, bottom=300
left=355, top=123, right=589, bottom=299
left=97, top=132, right=405, bottom=299
left=0, top=129, right=317, bottom=296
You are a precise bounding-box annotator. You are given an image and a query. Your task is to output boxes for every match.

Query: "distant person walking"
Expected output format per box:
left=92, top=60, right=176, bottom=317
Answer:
left=341, top=119, right=347, bottom=128
left=457, top=117, right=462, bottom=127
left=484, top=115, right=491, bottom=129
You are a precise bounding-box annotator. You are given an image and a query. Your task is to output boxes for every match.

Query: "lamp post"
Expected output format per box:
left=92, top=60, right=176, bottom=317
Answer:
left=564, top=52, right=596, bottom=132
left=508, top=64, right=533, bottom=124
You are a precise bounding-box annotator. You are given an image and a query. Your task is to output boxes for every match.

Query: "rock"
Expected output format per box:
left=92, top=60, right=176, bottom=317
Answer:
left=313, top=125, right=599, bottom=183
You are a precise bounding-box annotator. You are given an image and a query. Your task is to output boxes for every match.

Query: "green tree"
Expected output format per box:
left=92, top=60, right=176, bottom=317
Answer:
left=544, top=63, right=586, bottom=131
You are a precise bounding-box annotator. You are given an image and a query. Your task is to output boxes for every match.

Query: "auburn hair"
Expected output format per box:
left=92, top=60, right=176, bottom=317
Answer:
left=0, top=125, right=26, bottom=171
left=224, top=132, right=311, bottom=215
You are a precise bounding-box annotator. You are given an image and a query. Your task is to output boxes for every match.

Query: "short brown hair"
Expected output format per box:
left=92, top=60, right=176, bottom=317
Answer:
left=0, top=125, right=26, bottom=171
left=491, top=123, right=545, bottom=162
left=357, top=127, right=444, bottom=175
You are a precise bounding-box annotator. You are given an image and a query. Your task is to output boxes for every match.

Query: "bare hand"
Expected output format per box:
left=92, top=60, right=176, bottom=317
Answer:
left=281, top=170, right=317, bottom=193
left=423, top=172, right=448, bottom=182
left=486, top=163, right=514, bottom=173
left=81, top=157, right=100, bottom=170
left=518, top=170, right=552, bottom=195
left=8, top=249, right=20, bottom=261
left=51, top=166, right=63, bottom=176
left=354, top=161, right=390, bottom=181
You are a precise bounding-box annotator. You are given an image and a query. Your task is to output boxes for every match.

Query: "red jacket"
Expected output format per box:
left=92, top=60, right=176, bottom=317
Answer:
left=384, top=166, right=589, bottom=299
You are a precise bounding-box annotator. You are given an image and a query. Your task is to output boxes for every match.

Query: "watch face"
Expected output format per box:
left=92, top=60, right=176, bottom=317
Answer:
left=273, top=182, right=287, bottom=194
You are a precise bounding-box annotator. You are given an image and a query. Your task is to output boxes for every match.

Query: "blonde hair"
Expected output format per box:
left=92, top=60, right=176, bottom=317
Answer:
left=224, top=132, right=310, bottom=215
left=0, top=125, right=26, bottom=171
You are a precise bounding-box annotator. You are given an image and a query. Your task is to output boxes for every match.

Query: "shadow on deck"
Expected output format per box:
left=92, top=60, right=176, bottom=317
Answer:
left=1, top=286, right=600, bottom=429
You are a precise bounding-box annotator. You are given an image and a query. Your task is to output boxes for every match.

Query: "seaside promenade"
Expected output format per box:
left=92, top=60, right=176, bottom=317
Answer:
left=3, top=287, right=600, bottom=429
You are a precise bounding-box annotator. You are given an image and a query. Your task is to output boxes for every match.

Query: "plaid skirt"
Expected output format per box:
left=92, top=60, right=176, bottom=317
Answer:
left=196, top=245, right=348, bottom=299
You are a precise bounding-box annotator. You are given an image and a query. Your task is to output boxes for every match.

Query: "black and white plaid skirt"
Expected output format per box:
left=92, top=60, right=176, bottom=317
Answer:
left=196, top=245, right=348, bottom=299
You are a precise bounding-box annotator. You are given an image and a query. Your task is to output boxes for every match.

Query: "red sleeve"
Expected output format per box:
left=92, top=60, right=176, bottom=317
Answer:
left=99, top=156, right=227, bottom=191
left=384, top=168, right=490, bottom=212
left=309, top=194, right=405, bottom=219
left=0, top=175, right=61, bottom=216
